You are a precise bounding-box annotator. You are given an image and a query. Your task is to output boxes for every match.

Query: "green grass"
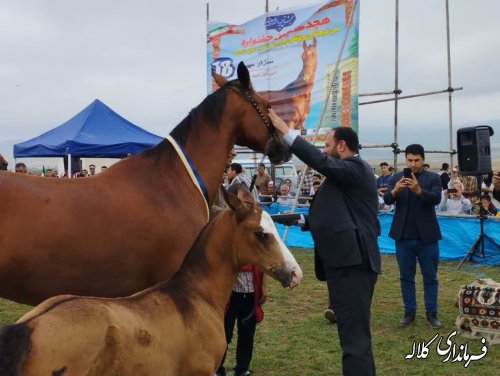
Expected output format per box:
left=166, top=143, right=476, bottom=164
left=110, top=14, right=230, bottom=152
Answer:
left=0, top=252, right=498, bottom=375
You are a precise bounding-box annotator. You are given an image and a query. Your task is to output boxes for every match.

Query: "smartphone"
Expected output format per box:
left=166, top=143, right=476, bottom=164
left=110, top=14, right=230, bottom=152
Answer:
left=403, top=168, right=412, bottom=179
left=447, top=188, right=458, bottom=194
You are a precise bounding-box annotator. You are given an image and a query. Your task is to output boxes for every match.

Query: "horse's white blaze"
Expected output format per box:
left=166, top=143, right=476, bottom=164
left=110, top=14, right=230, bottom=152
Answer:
left=260, top=211, right=303, bottom=284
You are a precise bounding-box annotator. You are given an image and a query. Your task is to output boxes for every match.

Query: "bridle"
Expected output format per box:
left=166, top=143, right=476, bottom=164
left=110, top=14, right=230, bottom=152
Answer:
left=226, top=80, right=276, bottom=148
left=225, top=80, right=277, bottom=192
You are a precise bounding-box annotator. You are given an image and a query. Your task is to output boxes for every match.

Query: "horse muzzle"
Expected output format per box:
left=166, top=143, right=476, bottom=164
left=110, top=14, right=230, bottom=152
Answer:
left=267, top=138, right=292, bottom=165
left=272, top=264, right=302, bottom=289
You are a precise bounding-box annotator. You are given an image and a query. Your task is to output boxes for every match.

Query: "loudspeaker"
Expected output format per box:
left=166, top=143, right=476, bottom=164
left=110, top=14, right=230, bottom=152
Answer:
left=457, top=125, right=494, bottom=175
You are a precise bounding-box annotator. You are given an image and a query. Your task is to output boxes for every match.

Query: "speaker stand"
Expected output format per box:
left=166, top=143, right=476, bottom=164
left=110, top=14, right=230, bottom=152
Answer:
left=457, top=211, right=500, bottom=269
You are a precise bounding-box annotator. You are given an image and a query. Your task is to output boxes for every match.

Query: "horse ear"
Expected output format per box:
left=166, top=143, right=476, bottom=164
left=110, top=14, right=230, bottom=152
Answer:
left=312, top=37, right=317, bottom=47
left=222, top=186, right=246, bottom=219
left=212, top=70, right=227, bottom=88
left=237, top=62, right=252, bottom=90
left=237, top=183, right=256, bottom=206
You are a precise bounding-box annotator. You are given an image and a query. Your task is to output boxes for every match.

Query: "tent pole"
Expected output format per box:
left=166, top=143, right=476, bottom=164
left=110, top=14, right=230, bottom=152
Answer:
left=68, top=153, right=72, bottom=178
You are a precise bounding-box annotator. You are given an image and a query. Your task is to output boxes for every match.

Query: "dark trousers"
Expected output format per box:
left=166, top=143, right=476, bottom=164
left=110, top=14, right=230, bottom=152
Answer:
left=395, top=239, right=439, bottom=314
left=326, top=265, right=378, bottom=376
left=217, top=291, right=256, bottom=374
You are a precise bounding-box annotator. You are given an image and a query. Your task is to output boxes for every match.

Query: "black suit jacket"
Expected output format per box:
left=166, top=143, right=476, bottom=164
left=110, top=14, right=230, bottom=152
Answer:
left=291, top=137, right=381, bottom=275
left=383, top=170, right=442, bottom=242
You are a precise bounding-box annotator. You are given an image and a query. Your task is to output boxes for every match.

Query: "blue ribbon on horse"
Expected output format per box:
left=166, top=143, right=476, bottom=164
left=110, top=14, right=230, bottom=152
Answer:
left=175, top=141, right=209, bottom=204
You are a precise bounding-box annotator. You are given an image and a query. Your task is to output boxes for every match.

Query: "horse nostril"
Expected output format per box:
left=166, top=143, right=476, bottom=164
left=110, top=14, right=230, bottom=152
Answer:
left=290, top=269, right=302, bottom=288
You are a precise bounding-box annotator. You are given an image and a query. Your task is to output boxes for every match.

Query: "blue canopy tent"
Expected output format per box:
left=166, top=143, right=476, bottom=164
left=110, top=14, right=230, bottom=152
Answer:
left=14, top=99, right=163, bottom=164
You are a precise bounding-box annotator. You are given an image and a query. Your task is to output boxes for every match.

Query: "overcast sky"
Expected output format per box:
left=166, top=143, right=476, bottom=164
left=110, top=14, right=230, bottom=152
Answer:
left=1, top=0, right=499, bottom=164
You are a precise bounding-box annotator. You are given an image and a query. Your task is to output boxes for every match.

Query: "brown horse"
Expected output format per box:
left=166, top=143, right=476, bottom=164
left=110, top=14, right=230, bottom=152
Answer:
left=259, top=38, right=318, bottom=130
left=0, top=62, right=291, bottom=306
left=0, top=185, right=302, bottom=376
left=0, top=154, right=8, bottom=170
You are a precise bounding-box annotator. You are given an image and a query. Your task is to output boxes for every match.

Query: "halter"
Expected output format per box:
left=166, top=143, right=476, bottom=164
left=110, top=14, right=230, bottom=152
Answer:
left=226, top=80, right=277, bottom=192
left=226, top=80, right=275, bottom=143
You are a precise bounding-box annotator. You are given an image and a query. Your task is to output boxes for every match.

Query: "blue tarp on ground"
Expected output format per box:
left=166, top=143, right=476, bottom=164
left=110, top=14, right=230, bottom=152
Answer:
left=14, top=99, right=163, bottom=158
left=263, top=203, right=500, bottom=265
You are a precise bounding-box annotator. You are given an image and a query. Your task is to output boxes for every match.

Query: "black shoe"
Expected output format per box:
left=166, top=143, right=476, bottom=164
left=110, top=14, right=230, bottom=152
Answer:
left=234, top=371, right=251, bottom=376
left=324, top=308, right=337, bottom=323
left=399, top=312, right=415, bottom=326
left=426, top=313, right=442, bottom=328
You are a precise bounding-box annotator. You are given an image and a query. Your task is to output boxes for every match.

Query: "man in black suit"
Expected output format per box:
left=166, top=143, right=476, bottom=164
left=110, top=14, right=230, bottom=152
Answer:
left=383, top=144, right=443, bottom=328
left=269, top=109, right=380, bottom=376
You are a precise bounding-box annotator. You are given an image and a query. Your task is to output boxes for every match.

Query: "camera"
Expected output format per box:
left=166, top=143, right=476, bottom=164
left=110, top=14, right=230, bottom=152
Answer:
left=403, top=168, right=412, bottom=179
left=447, top=188, right=458, bottom=194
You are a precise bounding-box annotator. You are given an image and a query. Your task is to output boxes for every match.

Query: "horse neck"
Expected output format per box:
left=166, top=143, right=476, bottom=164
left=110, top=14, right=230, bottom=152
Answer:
left=160, top=211, right=241, bottom=311
left=167, top=94, right=239, bottom=204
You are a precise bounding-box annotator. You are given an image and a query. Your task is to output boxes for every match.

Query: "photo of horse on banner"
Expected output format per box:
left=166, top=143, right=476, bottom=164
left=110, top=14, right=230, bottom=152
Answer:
left=0, top=63, right=291, bottom=306
left=259, top=38, right=318, bottom=130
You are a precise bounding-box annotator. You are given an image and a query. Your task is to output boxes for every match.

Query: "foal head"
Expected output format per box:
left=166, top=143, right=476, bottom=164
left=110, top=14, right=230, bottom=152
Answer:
left=213, top=62, right=292, bottom=165
left=223, top=185, right=302, bottom=288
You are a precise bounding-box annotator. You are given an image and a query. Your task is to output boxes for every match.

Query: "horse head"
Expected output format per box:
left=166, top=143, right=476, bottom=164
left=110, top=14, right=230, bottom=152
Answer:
left=212, top=62, right=292, bottom=165
left=0, top=154, right=8, bottom=170
left=302, top=37, right=317, bottom=82
left=223, top=184, right=302, bottom=288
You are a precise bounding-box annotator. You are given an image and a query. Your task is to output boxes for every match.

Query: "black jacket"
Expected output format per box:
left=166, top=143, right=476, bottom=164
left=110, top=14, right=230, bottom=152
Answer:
left=383, top=170, right=442, bottom=242
left=291, top=137, right=381, bottom=275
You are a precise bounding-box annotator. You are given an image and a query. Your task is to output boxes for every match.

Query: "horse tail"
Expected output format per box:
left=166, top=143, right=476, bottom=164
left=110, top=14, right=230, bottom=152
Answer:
left=0, top=323, right=32, bottom=376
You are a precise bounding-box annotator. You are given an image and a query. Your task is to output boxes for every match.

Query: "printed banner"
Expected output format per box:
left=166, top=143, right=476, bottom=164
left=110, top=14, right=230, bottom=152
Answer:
left=207, top=0, right=359, bottom=144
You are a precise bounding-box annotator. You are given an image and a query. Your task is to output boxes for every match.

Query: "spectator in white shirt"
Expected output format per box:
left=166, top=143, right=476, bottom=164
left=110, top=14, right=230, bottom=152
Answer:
left=438, top=182, right=472, bottom=215
left=276, top=183, right=294, bottom=206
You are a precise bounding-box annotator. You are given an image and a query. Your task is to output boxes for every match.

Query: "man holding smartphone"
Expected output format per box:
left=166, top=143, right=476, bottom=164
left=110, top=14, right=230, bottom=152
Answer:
left=383, top=144, right=443, bottom=328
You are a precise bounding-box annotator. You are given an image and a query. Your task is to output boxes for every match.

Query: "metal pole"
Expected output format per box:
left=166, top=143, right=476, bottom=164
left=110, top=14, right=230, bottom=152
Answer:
left=206, top=2, right=209, bottom=21
left=359, top=86, right=463, bottom=105
left=68, top=153, right=72, bottom=178
left=445, top=0, right=455, bottom=168
left=265, top=0, right=269, bottom=13
left=359, top=90, right=401, bottom=97
left=394, top=0, right=400, bottom=170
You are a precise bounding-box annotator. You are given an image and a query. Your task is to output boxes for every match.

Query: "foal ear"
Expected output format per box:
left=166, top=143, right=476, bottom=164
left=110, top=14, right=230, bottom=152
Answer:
left=237, top=62, right=252, bottom=90
left=222, top=187, right=246, bottom=217
left=237, top=184, right=256, bottom=206
left=212, top=70, right=227, bottom=88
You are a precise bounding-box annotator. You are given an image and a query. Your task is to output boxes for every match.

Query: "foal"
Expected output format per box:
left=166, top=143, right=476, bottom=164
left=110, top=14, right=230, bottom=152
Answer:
left=0, top=186, right=302, bottom=376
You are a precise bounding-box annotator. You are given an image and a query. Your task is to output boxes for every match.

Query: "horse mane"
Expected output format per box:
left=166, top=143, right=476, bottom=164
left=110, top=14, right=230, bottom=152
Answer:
left=158, top=210, right=224, bottom=294
left=0, top=323, right=32, bottom=375
left=141, top=87, right=228, bottom=163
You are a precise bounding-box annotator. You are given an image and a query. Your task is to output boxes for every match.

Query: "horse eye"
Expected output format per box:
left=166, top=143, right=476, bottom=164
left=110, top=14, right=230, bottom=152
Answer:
left=254, top=231, right=268, bottom=241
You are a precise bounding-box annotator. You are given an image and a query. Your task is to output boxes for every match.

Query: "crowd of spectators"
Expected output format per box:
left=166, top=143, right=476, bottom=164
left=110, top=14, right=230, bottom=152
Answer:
left=221, top=159, right=500, bottom=218
left=3, top=153, right=499, bottom=218
left=372, top=161, right=499, bottom=217
left=0, top=156, right=108, bottom=178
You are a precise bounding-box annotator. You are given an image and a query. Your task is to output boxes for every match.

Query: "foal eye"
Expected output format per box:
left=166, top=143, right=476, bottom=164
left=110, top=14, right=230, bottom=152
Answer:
left=254, top=231, right=268, bottom=241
